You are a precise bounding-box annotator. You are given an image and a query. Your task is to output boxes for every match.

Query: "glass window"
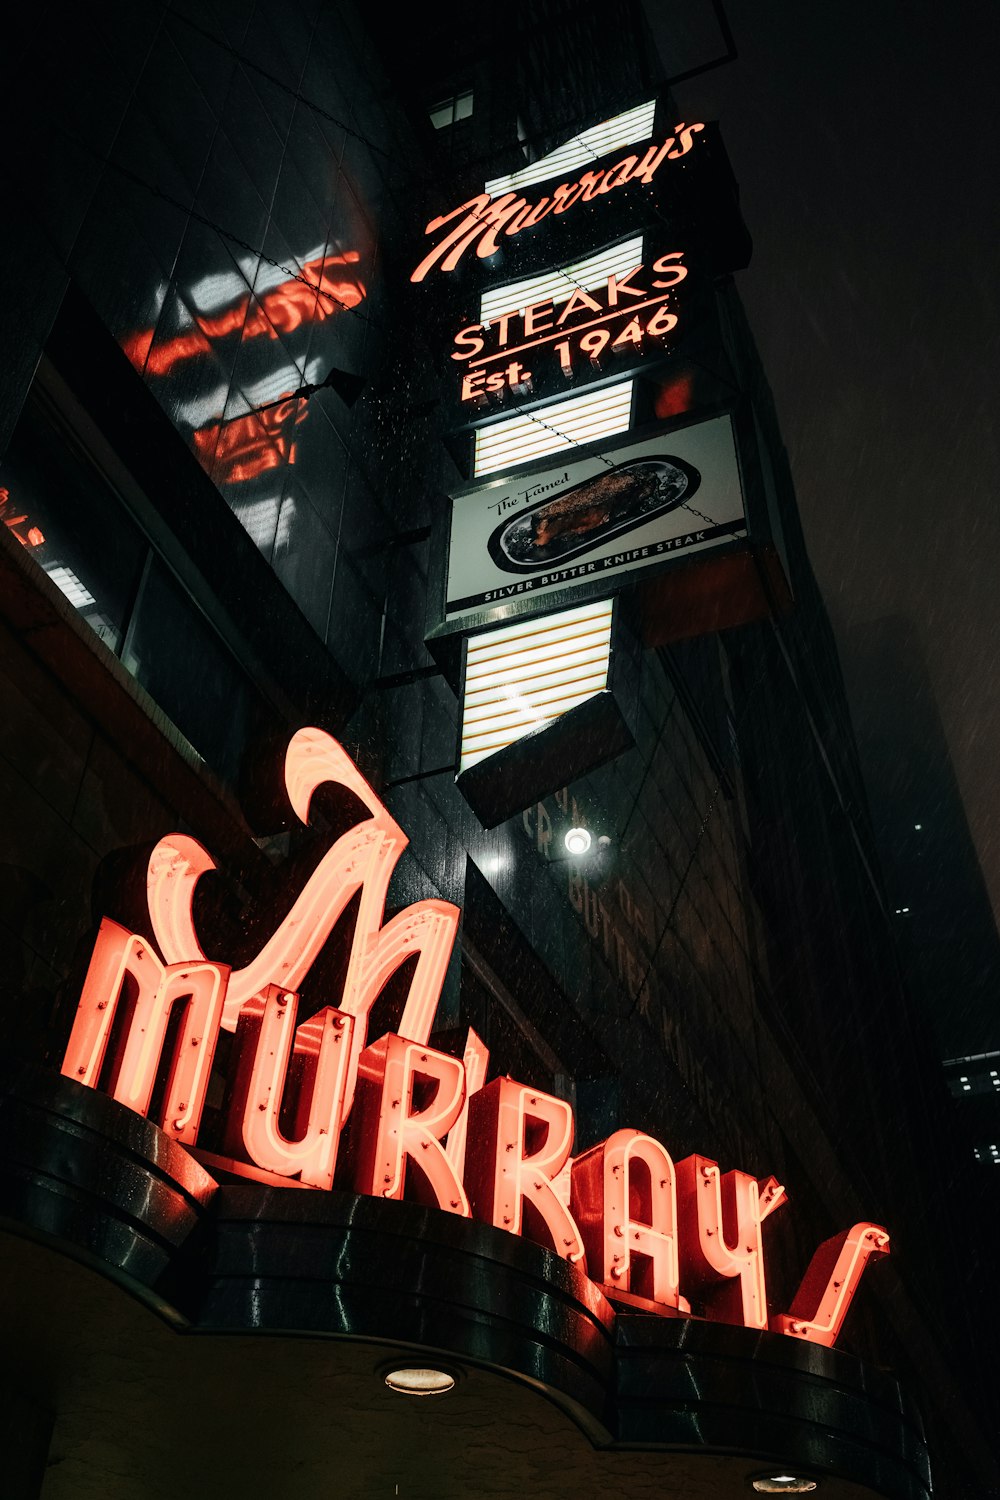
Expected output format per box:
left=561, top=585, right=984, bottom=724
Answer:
left=1, top=393, right=146, bottom=652
left=122, top=558, right=252, bottom=785
left=429, top=89, right=474, bottom=129
left=1, top=385, right=270, bottom=788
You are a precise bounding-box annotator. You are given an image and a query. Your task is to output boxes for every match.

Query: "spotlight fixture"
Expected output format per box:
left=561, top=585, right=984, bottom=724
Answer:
left=750, top=1474, right=818, bottom=1494
left=383, top=1366, right=456, bottom=1396
left=564, top=827, right=592, bottom=856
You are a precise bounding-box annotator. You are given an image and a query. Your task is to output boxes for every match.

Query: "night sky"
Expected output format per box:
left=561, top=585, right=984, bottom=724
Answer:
left=646, top=1, right=1000, bottom=920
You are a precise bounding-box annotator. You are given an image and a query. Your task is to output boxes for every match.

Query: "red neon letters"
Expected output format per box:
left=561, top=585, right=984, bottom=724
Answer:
left=351, top=1035, right=471, bottom=1214
left=411, top=125, right=705, bottom=283
left=455, top=254, right=688, bottom=404
left=771, top=1223, right=891, bottom=1347
left=63, top=917, right=228, bottom=1146
left=61, top=728, right=888, bottom=1346
left=676, top=1155, right=783, bottom=1330
left=466, top=1079, right=585, bottom=1261
left=223, top=985, right=354, bottom=1190
left=144, top=728, right=457, bottom=1093
left=572, top=1130, right=689, bottom=1309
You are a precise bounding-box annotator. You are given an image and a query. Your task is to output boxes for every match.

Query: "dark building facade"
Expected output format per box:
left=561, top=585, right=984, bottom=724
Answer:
left=840, top=616, right=1000, bottom=1165
left=0, top=4, right=996, bottom=1498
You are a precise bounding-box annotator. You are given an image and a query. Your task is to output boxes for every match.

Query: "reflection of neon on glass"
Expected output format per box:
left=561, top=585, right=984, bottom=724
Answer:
left=124, top=252, right=366, bottom=380
left=122, top=326, right=209, bottom=377
left=188, top=244, right=326, bottom=315
left=192, top=397, right=309, bottom=484
left=44, top=565, right=96, bottom=608
left=0, top=487, right=45, bottom=549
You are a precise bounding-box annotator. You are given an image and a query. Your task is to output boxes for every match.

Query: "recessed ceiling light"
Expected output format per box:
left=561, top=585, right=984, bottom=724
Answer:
left=383, top=1367, right=456, bottom=1396
left=564, top=827, right=592, bottom=856
left=750, top=1475, right=819, bottom=1494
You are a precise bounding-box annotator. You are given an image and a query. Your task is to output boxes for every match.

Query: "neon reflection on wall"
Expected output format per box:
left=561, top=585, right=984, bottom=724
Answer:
left=122, top=252, right=366, bottom=485
left=0, top=486, right=44, bottom=549
left=61, top=727, right=888, bottom=1349
left=191, top=398, right=310, bottom=485
left=411, top=124, right=705, bottom=284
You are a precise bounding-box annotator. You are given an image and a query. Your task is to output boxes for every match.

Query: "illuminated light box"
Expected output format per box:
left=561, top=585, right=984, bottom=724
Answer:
left=457, top=410, right=745, bottom=618
left=442, top=263, right=734, bottom=440
left=455, top=598, right=639, bottom=828
left=484, top=100, right=658, bottom=196
left=460, top=599, right=614, bottom=771
left=426, top=407, right=793, bottom=685
left=478, top=235, right=646, bottom=326
left=473, top=382, right=635, bottom=476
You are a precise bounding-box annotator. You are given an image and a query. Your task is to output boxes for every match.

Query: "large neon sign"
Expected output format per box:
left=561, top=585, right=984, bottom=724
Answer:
left=61, top=728, right=888, bottom=1348
left=411, top=124, right=705, bottom=283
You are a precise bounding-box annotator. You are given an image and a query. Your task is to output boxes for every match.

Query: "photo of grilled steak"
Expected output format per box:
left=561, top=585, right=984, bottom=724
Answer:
left=488, top=453, right=702, bottom=573
left=531, top=468, right=659, bottom=548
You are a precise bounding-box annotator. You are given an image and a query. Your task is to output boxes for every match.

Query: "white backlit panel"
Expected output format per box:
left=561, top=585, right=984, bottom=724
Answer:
left=485, top=101, right=656, bottom=196
left=460, top=600, right=613, bottom=772
left=479, top=236, right=644, bottom=325
left=473, top=383, right=633, bottom=477
left=188, top=243, right=328, bottom=314
left=45, top=564, right=96, bottom=609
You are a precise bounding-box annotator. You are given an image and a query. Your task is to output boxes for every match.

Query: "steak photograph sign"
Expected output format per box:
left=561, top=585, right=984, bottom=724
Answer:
left=445, top=413, right=747, bottom=622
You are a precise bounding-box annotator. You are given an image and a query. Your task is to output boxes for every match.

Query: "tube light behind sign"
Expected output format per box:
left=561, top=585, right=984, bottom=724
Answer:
left=477, top=236, right=647, bottom=326
left=484, top=100, right=658, bottom=196
left=460, top=600, right=614, bottom=772
left=474, top=382, right=634, bottom=476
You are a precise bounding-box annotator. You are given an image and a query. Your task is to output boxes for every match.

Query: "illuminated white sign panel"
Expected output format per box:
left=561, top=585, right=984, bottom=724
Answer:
left=473, top=383, right=635, bottom=477
left=448, top=413, right=746, bottom=622
left=484, top=100, right=658, bottom=196
left=460, top=600, right=614, bottom=772
left=478, top=237, right=645, bottom=326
